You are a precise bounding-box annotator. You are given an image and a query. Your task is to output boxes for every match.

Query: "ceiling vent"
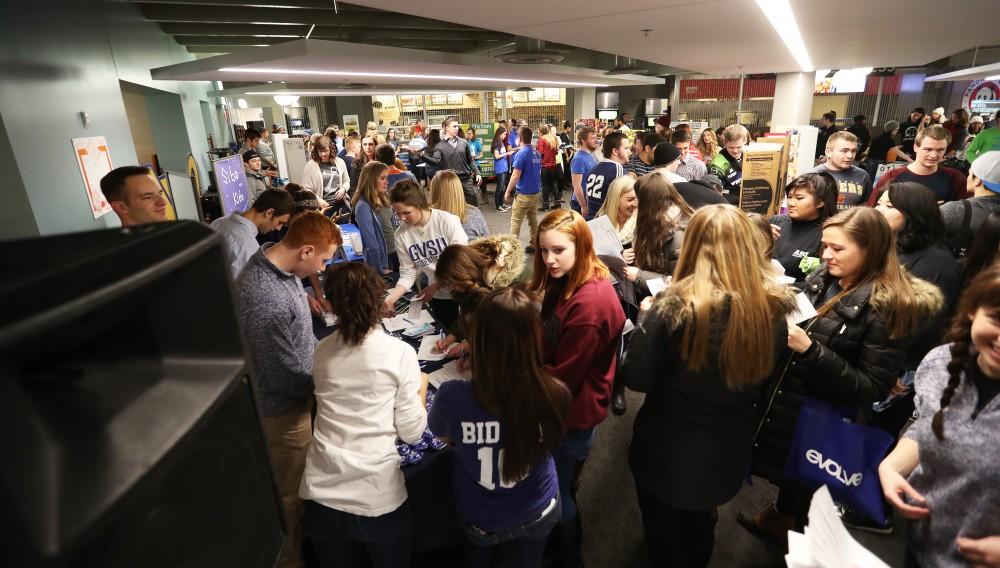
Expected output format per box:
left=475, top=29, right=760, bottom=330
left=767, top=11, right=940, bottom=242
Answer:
left=606, top=56, right=648, bottom=75
left=496, top=38, right=565, bottom=64
left=341, top=82, right=375, bottom=89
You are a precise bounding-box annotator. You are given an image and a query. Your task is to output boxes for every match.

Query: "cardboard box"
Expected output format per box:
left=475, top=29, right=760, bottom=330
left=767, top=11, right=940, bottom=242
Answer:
left=739, top=143, right=785, bottom=216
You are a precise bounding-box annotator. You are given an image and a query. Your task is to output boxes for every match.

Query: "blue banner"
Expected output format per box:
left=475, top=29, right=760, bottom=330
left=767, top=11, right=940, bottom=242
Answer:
left=213, top=155, right=251, bottom=216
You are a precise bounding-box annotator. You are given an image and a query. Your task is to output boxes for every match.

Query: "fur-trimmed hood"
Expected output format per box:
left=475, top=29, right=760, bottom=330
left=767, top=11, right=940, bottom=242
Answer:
left=469, top=233, right=526, bottom=289
left=650, top=281, right=799, bottom=333
left=803, top=266, right=944, bottom=321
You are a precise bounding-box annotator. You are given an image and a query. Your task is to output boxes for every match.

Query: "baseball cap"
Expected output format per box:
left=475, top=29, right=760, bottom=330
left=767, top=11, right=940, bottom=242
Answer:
left=883, top=120, right=900, bottom=133
left=970, top=151, right=1000, bottom=192
left=652, top=142, right=681, bottom=167
left=971, top=115, right=984, bottom=124
left=243, top=149, right=260, bottom=162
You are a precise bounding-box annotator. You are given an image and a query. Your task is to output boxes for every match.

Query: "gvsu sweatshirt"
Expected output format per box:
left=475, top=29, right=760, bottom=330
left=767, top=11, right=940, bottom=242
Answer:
left=394, top=209, right=468, bottom=297
left=541, top=277, right=626, bottom=431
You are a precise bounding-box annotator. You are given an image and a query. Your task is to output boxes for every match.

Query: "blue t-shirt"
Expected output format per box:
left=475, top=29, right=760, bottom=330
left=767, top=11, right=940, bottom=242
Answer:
left=468, top=138, right=483, bottom=158
left=428, top=380, right=558, bottom=532
left=507, top=129, right=519, bottom=149
left=512, top=146, right=542, bottom=195
left=493, top=146, right=509, bottom=174
left=584, top=160, right=626, bottom=220
left=570, top=151, right=599, bottom=204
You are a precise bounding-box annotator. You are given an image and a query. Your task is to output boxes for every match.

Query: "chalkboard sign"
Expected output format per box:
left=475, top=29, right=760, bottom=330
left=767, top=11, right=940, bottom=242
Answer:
left=213, top=155, right=251, bottom=216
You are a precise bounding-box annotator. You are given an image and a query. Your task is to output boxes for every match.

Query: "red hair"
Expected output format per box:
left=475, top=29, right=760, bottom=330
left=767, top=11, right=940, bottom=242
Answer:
left=530, top=209, right=609, bottom=299
left=283, top=211, right=343, bottom=249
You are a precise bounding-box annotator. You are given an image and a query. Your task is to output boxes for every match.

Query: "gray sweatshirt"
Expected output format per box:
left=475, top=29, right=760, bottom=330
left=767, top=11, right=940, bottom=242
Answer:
left=904, top=344, right=1000, bottom=567
left=236, top=244, right=316, bottom=416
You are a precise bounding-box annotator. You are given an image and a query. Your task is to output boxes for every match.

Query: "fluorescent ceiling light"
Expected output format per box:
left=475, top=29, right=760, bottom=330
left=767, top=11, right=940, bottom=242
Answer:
left=219, top=67, right=609, bottom=87
left=754, top=0, right=813, bottom=72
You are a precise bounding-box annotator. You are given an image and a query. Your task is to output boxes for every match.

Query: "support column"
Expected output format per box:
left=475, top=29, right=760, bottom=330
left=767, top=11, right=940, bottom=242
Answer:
left=770, top=72, right=814, bottom=129
left=569, top=87, right=596, bottom=120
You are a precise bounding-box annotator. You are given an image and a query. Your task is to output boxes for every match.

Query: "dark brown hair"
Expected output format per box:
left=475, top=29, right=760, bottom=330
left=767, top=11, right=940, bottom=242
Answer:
left=323, top=262, right=386, bottom=346
left=633, top=174, right=694, bottom=274
left=388, top=178, right=428, bottom=210
left=932, top=266, right=1000, bottom=439
left=746, top=212, right=775, bottom=259
left=470, top=287, right=570, bottom=483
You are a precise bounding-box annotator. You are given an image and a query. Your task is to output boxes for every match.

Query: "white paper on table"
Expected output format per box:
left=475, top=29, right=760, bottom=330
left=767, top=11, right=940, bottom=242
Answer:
left=787, top=292, right=818, bottom=325
left=586, top=215, right=624, bottom=259
left=321, top=312, right=337, bottom=327
left=407, top=299, right=424, bottom=319
left=428, top=359, right=469, bottom=388
left=645, top=278, right=668, bottom=297
left=417, top=335, right=448, bottom=361
left=382, top=310, right=434, bottom=332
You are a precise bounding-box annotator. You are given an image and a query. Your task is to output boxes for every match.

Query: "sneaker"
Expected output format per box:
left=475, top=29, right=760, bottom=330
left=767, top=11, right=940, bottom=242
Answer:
left=837, top=506, right=893, bottom=535
left=736, top=503, right=795, bottom=540
left=538, top=203, right=550, bottom=212
left=498, top=205, right=511, bottom=213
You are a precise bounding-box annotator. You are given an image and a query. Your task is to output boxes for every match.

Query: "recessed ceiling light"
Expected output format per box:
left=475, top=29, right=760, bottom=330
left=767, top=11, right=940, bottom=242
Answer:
left=753, top=0, right=813, bottom=72
left=218, top=67, right=608, bottom=87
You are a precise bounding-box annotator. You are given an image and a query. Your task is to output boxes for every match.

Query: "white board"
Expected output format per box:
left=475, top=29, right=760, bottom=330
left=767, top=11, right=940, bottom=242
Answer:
left=283, top=137, right=307, bottom=185
left=166, top=170, right=200, bottom=221
left=271, top=133, right=289, bottom=179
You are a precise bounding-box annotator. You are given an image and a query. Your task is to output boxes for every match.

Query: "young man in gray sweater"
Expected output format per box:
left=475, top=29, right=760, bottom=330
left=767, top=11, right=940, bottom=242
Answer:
left=236, top=211, right=341, bottom=568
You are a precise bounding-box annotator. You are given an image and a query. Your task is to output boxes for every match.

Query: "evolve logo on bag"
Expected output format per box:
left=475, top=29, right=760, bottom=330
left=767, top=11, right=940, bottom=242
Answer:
left=805, top=449, right=863, bottom=487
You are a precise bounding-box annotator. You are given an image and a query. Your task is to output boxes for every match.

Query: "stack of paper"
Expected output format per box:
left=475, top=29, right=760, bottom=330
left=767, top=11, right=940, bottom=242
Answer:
left=417, top=335, right=448, bottom=361
left=586, top=215, right=624, bottom=259
left=785, top=486, right=890, bottom=568
left=428, top=360, right=469, bottom=389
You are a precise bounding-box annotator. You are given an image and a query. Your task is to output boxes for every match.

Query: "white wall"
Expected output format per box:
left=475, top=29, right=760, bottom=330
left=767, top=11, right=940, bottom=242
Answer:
left=0, top=0, right=215, bottom=238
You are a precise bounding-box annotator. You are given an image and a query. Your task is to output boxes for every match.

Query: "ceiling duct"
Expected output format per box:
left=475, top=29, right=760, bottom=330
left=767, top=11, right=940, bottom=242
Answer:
left=496, top=37, right=564, bottom=64
left=606, top=56, right=648, bottom=75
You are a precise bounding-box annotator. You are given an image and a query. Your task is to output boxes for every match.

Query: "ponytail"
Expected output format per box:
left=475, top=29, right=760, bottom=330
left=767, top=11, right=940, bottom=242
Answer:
left=932, top=337, right=969, bottom=440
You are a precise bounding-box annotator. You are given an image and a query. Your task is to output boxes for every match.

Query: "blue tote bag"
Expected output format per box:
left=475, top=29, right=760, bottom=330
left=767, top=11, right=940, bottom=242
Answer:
left=782, top=398, right=894, bottom=521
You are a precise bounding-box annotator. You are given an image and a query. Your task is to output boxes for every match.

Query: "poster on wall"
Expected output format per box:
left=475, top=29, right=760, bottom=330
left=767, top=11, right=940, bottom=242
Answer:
left=447, top=93, right=463, bottom=105
left=400, top=95, right=419, bottom=109
left=544, top=88, right=561, bottom=102
left=343, top=114, right=360, bottom=134
left=430, top=94, right=447, bottom=105
left=213, top=155, right=251, bottom=216
left=512, top=91, right=528, bottom=103
left=72, top=136, right=114, bottom=219
left=962, top=80, right=1000, bottom=118
left=528, top=89, right=543, bottom=102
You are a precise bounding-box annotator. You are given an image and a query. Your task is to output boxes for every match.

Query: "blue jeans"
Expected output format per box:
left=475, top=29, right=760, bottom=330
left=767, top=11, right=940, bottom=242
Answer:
left=462, top=497, right=561, bottom=568
left=553, top=428, right=594, bottom=522
left=303, top=499, right=411, bottom=568
left=494, top=170, right=509, bottom=209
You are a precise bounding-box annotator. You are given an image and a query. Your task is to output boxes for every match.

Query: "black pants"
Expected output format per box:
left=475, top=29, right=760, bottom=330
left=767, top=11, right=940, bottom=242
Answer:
left=635, top=485, right=718, bottom=568
left=304, top=500, right=411, bottom=568
left=775, top=479, right=812, bottom=530
left=541, top=166, right=560, bottom=205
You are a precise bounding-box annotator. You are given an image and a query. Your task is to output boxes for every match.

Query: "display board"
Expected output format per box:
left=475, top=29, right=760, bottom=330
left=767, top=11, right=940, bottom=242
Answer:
left=283, top=137, right=307, bottom=185
left=212, top=155, right=251, bottom=216
left=166, top=170, right=200, bottom=221
left=739, top=143, right=785, bottom=216
left=72, top=136, right=114, bottom=219
left=471, top=122, right=494, bottom=177
left=272, top=133, right=289, bottom=179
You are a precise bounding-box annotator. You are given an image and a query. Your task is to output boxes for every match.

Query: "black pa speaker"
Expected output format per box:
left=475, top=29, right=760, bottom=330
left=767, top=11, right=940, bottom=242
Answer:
left=0, top=221, right=284, bottom=567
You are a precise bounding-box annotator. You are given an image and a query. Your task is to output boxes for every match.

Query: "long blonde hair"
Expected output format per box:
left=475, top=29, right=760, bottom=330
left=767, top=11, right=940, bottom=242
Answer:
left=596, top=174, right=637, bottom=230
left=540, top=124, right=559, bottom=153
left=696, top=128, right=719, bottom=159
left=430, top=170, right=469, bottom=223
left=669, top=205, right=789, bottom=387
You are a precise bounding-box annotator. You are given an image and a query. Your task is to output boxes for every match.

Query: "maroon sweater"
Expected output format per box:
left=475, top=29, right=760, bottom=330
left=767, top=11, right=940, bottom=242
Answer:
left=867, top=165, right=968, bottom=206
left=541, top=277, right=626, bottom=431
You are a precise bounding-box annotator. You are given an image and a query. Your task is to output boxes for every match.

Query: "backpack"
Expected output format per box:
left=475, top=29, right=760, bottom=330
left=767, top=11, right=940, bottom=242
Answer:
left=945, top=200, right=975, bottom=258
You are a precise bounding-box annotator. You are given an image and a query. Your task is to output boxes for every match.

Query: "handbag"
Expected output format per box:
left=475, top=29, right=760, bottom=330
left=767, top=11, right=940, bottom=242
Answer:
left=782, top=397, right=894, bottom=522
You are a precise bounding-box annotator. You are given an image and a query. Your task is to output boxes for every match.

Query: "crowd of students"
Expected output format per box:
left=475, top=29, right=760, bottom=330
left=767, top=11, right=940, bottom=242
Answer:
left=95, top=109, right=1000, bottom=568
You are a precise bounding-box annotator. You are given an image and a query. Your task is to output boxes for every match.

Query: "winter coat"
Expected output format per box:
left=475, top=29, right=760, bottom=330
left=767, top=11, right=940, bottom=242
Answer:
left=751, top=267, right=944, bottom=483
left=624, top=287, right=797, bottom=510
